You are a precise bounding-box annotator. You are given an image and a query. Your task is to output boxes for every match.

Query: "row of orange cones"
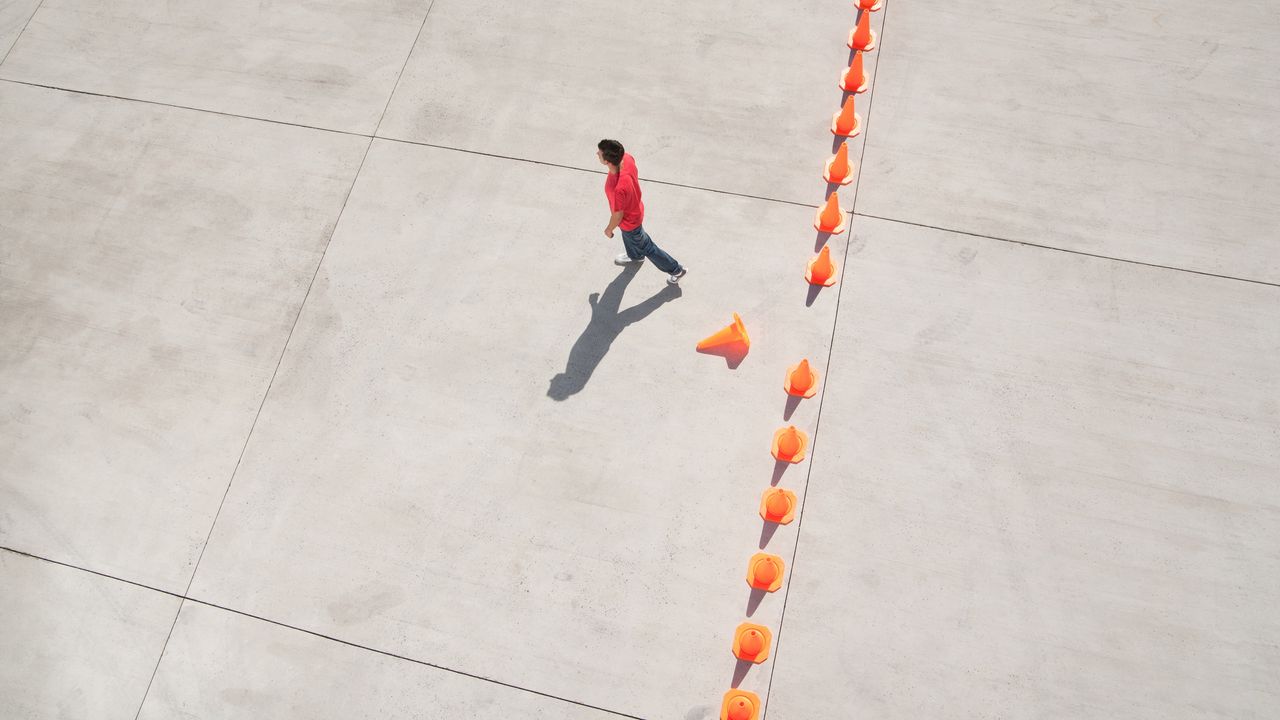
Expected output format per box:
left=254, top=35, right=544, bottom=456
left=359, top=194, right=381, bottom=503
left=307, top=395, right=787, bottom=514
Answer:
left=713, top=4, right=881, bottom=718
left=808, top=3, right=879, bottom=286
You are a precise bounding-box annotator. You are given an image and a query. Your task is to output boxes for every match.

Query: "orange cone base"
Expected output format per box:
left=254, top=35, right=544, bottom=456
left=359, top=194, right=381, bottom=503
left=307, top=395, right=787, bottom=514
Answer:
left=720, top=689, right=762, bottom=720
left=760, top=488, right=798, bottom=524
left=746, top=552, right=786, bottom=592
left=830, top=111, right=862, bottom=138
left=784, top=362, right=819, bottom=399
left=848, top=28, right=878, bottom=52
left=807, top=269, right=838, bottom=287
left=823, top=155, right=855, bottom=186
left=813, top=206, right=849, bottom=235
left=806, top=260, right=839, bottom=287
left=771, top=426, right=809, bottom=464
left=839, top=68, right=869, bottom=94
left=732, top=623, right=774, bottom=664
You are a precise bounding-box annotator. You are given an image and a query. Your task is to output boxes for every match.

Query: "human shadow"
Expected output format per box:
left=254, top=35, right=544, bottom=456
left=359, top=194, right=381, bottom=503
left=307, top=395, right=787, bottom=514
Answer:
left=547, top=265, right=682, bottom=401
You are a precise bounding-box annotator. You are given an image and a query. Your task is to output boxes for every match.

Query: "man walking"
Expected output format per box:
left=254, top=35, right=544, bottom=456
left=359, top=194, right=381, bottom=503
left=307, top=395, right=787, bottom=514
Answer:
left=597, top=139, right=687, bottom=285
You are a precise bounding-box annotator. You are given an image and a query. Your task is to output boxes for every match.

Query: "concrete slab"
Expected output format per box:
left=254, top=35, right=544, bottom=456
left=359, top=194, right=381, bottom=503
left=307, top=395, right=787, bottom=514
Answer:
left=0, top=0, right=432, bottom=134
left=0, top=0, right=41, bottom=59
left=378, top=0, right=886, bottom=204
left=189, top=139, right=847, bottom=719
left=0, top=82, right=368, bottom=592
left=138, top=601, right=620, bottom=719
left=0, top=550, right=179, bottom=720
left=857, top=0, right=1280, bottom=283
left=766, top=216, right=1280, bottom=719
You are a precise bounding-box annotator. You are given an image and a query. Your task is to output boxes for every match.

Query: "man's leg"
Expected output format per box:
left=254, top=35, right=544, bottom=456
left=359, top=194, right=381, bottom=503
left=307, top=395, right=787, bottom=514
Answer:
left=635, top=226, right=682, bottom=274
left=618, top=227, right=645, bottom=264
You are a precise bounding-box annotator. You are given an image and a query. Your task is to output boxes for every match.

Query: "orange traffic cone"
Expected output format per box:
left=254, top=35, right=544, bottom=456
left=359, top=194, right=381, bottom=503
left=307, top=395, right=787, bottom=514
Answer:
left=747, top=552, right=785, bottom=592
left=849, top=11, right=877, bottom=51
left=813, top=192, right=848, bottom=234
left=823, top=142, right=855, bottom=186
left=732, top=623, right=773, bottom=664
left=840, top=51, right=868, bottom=93
left=696, top=313, right=749, bottom=352
left=806, top=245, right=839, bottom=287
left=760, top=487, right=798, bottom=524
left=784, top=359, right=819, bottom=398
left=720, top=690, right=761, bottom=720
left=830, top=95, right=861, bottom=138
left=858, top=0, right=884, bottom=11
left=771, top=425, right=808, bottom=463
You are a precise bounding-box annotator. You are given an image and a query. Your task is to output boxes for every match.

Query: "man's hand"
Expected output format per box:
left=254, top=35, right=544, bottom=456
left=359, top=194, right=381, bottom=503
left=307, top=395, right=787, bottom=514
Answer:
left=604, top=211, right=623, bottom=239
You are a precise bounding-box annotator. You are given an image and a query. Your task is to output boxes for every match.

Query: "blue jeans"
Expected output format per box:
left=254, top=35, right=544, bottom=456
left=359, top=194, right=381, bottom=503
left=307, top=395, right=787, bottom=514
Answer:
left=621, top=225, right=682, bottom=274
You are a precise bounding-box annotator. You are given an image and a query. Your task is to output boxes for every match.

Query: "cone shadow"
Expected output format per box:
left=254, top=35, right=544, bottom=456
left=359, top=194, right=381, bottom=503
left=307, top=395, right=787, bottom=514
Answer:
left=548, top=265, right=682, bottom=401
left=805, top=283, right=824, bottom=308
left=830, top=131, right=847, bottom=155
left=758, top=521, right=780, bottom=550
left=783, top=394, right=803, bottom=421
left=731, top=659, right=754, bottom=688
left=696, top=341, right=749, bottom=369
left=745, top=587, right=767, bottom=617
left=771, top=459, right=791, bottom=486
left=814, top=230, right=832, bottom=253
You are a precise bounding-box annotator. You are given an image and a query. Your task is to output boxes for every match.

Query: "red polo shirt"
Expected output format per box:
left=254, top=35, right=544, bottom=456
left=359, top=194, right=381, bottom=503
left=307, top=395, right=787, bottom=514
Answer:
left=604, top=153, right=645, bottom=231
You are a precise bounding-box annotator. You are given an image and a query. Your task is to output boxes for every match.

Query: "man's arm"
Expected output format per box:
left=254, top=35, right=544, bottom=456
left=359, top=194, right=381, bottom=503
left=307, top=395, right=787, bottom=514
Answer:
left=604, top=210, right=624, bottom=238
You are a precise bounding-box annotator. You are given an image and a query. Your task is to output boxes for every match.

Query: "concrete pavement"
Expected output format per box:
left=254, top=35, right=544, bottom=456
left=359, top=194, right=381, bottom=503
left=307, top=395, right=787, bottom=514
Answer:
left=2, top=1, right=1277, bottom=718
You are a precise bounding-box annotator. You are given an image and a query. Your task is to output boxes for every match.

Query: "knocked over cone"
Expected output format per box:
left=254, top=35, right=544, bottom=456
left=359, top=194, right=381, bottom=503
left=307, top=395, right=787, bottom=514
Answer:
left=696, top=313, right=750, bottom=352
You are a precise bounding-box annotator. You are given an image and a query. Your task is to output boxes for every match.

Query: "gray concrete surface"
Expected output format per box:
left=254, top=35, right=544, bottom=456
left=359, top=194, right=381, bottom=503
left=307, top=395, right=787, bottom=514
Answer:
left=856, top=0, right=1280, bottom=283
left=0, top=0, right=41, bottom=59
left=377, top=0, right=886, bottom=203
left=137, top=601, right=617, bottom=720
left=767, top=216, right=1280, bottom=719
left=0, top=551, right=179, bottom=719
left=0, top=0, right=433, bottom=134
left=0, top=82, right=368, bottom=591
left=185, top=138, right=842, bottom=719
left=2, top=0, right=1278, bottom=718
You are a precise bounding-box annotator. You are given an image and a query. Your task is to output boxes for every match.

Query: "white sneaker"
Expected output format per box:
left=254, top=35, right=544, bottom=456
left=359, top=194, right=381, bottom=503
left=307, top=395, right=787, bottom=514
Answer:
left=667, top=267, right=688, bottom=285
left=615, top=253, right=645, bottom=266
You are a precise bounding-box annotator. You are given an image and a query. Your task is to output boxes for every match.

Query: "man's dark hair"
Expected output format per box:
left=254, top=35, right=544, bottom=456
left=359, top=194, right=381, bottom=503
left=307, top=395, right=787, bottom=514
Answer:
left=598, top=138, right=625, bottom=167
